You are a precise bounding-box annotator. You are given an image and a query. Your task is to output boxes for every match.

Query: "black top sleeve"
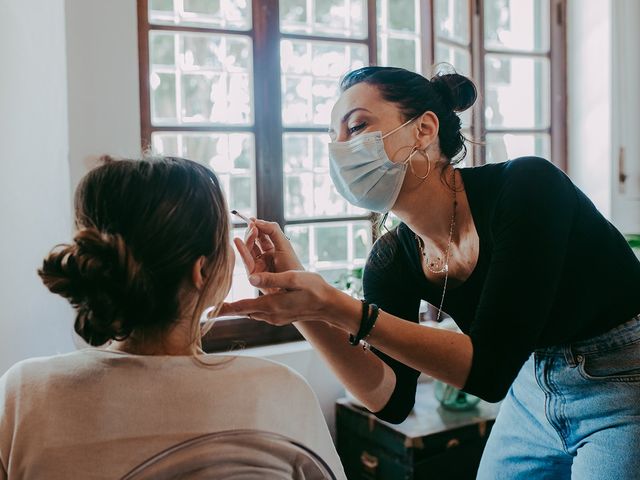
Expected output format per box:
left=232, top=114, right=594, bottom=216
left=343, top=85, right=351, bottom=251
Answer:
left=362, top=231, right=422, bottom=423
left=462, top=158, right=578, bottom=401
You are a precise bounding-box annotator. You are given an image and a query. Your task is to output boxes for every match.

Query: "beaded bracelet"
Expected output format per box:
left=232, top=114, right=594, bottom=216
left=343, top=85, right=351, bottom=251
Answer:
left=349, top=301, right=379, bottom=346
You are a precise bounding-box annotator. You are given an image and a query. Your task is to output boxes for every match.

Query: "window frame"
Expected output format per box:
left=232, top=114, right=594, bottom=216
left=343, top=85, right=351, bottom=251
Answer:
left=469, top=0, right=567, bottom=168
left=136, top=0, right=567, bottom=351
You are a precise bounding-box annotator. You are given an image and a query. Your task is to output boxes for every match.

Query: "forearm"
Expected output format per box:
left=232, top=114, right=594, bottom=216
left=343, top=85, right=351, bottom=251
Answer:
left=365, top=310, right=473, bottom=389
left=294, top=293, right=397, bottom=413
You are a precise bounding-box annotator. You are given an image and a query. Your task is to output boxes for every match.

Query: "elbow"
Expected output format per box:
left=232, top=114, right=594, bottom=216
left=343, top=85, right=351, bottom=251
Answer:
left=373, top=395, right=416, bottom=424
left=474, top=387, right=508, bottom=404
left=463, top=372, right=512, bottom=404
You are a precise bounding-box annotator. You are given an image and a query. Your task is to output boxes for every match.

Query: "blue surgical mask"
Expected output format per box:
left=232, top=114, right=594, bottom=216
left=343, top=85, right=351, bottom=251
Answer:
left=328, top=117, right=418, bottom=213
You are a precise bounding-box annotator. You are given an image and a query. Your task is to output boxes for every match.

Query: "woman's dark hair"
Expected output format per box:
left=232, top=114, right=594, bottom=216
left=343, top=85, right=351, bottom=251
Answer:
left=38, top=156, right=231, bottom=346
left=339, top=66, right=477, bottom=163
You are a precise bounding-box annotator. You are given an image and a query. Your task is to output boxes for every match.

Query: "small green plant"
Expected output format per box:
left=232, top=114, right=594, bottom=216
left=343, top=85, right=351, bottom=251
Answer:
left=627, top=234, right=640, bottom=249
left=334, top=267, right=364, bottom=298
left=627, top=234, right=640, bottom=260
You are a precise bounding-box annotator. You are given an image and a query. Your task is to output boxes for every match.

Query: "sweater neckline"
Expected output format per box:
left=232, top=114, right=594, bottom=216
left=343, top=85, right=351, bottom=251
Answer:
left=403, top=167, right=485, bottom=294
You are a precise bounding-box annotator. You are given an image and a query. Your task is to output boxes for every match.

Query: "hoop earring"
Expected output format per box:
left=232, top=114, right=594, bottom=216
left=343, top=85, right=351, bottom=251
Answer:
left=201, top=306, right=218, bottom=322
left=408, top=147, right=432, bottom=180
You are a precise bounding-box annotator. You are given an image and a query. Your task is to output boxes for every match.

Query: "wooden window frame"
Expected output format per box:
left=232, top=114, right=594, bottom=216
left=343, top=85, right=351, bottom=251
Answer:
left=469, top=0, right=568, bottom=170
left=137, top=0, right=567, bottom=352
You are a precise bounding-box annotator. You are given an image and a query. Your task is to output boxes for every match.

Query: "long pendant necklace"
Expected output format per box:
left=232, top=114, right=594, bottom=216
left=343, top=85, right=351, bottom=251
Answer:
left=415, top=168, right=457, bottom=322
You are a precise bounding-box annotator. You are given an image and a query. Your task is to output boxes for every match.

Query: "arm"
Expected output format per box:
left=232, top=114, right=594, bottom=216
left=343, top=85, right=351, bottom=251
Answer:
left=297, top=237, right=428, bottom=423
left=228, top=271, right=474, bottom=419
left=294, top=314, right=399, bottom=415
left=230, top=221, right=398, bottom=414
left=227, top=221, right=472, bottom=421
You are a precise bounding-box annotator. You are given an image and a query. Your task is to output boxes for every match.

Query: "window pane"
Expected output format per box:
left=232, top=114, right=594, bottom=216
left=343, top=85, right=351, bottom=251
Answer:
left=484, top=0, right=549, bottom=52
left=150, top=0, right=173, bottom=12
left=150, top=33, right=175, bottom=66
left=283, top=133, right=367, bottom=219
left=485, top=133, right=550, bottom=163
left=377, top=0, right=418, bottom=33
left=280, top=0, right=367, bottom=39
left=317, top=225, right=348, bottom=262
left=377, top=0, right=421, bottom=71
left=435, top=43, right=471, bottom=76
left=386, top=37, right=418, bottom=71
left=181, top=72, right=252, bottom=124
left=435, top=0, right=470, bottom=45
left=149, top=32, right=253, bottom=126
left=149, top=0, right=251, bottom=30
left=227, top=228, right=255, bottom=302
left=150, top=72, right=178, bottom=123
left=281, top=40, right=368, bottom=126
left=286, top=225, right=311, bottom=265
left=485, top=55, right=550, bottom=129
left=285, top=221, right=371, bottom=287
left=151, top=132, right=256, bottom=216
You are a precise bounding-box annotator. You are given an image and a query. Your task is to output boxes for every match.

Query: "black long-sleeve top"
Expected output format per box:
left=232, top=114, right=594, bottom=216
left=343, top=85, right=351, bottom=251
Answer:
left=364, top=157, right=640, bottom=424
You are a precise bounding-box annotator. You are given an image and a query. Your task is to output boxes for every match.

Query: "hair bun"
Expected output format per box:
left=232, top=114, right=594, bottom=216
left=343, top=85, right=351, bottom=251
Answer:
left=430, top=72, right=477, bottom=113
left=38, top=228, right=154, bottom=345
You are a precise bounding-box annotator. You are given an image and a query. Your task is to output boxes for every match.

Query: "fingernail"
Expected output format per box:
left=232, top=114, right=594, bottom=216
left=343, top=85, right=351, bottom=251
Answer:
left=248, top=274, right=259, bottom=285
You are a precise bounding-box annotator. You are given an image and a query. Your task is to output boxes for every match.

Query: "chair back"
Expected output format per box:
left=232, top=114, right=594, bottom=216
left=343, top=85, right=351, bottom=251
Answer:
left=120, top=429, right=337, bottom=480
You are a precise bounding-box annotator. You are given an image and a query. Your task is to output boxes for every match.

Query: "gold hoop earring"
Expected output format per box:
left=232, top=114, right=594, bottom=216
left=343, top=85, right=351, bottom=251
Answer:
left=408, top=147, right=432, bottom=180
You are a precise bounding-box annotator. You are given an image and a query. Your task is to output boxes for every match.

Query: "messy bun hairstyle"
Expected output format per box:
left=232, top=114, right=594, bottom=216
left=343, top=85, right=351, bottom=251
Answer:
left=339, top=66, right=477, bottom=164
left=38, top=156, right=232, bottom=346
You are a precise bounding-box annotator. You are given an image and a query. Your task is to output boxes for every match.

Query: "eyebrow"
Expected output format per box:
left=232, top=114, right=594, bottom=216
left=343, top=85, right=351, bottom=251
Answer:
left=328, top=107, right=372, bottom=134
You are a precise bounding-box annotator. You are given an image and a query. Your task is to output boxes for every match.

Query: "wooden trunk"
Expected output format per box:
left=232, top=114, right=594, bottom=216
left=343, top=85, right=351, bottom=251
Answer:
left=336, top=382, right=501, bottom=479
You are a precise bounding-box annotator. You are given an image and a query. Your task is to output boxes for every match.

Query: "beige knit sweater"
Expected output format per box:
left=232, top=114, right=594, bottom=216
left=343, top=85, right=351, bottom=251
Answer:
left=0, top=349, right=346, bottom=479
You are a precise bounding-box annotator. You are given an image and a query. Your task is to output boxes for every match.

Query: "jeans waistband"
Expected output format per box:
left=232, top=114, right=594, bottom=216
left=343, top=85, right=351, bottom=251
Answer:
left=536, top=314, right=640, bottom=357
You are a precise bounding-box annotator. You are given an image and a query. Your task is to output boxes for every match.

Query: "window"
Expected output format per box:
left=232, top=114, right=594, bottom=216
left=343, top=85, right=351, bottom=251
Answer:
left=137, top=0, right=566, bottom=350
left=433, top=0, right=566, bottom=167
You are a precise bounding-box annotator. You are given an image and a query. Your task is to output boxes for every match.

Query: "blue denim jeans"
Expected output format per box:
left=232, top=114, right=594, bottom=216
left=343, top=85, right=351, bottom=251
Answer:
left=477, top=315, right=640, bottom=479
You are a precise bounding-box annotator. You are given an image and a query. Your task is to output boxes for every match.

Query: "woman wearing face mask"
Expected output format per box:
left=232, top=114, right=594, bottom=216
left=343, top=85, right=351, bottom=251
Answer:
left=224, top=67, right=640, bottom=479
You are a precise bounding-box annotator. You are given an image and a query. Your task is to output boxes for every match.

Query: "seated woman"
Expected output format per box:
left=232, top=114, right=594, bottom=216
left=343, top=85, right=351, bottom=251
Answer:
left=0, top=156, right=345, bottom=479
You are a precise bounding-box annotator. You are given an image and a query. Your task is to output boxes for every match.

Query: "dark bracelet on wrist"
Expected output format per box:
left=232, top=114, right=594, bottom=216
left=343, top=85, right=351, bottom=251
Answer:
left=349, top=301, right=379, bottom=346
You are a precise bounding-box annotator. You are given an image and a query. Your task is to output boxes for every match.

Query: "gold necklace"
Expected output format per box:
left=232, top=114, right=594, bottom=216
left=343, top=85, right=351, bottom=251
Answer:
left=415, top=168, right=457, bottom=322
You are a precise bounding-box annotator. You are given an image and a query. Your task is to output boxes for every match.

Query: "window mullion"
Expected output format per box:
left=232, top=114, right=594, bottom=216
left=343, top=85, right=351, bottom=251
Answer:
left=422, top=0, right=435, bottom=72
left=550, top=0, right=568, bottom=171
left=137, top=0, right=152, bottom=150
left=252, top=0, right=285, bottom=226
left=471, top=0, right=487, bottom=165
left=366, top=0, right=378, bottom=65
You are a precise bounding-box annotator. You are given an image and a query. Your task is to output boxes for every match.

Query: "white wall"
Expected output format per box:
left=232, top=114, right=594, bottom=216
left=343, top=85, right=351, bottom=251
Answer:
left=567, top=0, right=612, bottom=217
left=567, top=0, right=640, bottom=233
left=610, top=0, right=640, bottom=234
left=65, top=0, right=142, bottom=190
left=0, top=0, right=76, bottom=374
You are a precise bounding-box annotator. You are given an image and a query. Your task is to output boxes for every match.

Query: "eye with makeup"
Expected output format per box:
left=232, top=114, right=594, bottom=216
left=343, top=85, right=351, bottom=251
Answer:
left=347, top=121, right=367, bottom=135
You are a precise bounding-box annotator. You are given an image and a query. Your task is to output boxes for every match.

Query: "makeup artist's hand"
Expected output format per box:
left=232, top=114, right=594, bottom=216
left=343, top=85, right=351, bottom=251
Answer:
left=222, top=270, right=359, bottom=330
left=234, top=219, right=304, bottom=294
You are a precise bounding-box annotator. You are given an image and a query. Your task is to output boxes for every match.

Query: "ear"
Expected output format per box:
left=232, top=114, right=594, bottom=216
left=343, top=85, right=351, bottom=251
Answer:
left=414, top=111, right=439, bottom=150
left=191, top=256, right=207, bottom=291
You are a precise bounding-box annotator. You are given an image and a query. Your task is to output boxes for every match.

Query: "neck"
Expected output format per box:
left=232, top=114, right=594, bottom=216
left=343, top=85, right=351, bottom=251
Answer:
left=392, top=164, right=459, bottom=251
left=107, top=317, right=202, bottom=356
